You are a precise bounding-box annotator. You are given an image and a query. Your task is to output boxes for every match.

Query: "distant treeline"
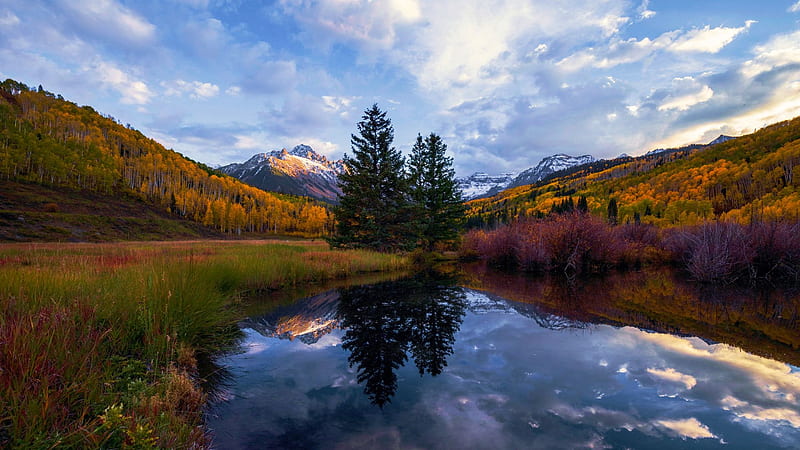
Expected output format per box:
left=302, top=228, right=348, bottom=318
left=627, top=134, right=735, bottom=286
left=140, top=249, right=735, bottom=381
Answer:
left=0, top=79, right=331, bottom=236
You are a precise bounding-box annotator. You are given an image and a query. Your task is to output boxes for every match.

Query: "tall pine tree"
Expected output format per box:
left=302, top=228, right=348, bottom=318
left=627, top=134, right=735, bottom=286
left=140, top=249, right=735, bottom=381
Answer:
left=408, top=133, right=466, bottom=251
left=329, top=104, right=414, bottom=251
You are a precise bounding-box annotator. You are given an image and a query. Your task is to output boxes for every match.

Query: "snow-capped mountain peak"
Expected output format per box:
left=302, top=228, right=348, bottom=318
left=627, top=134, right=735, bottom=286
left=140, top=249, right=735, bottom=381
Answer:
left=220, top=145, right=345, bottom=203
left=457, top=172, right=518, bottom=200
left=510, top=154, right=595, bottom=188
left=708, top=135, right=735, bottom=146
left=457, top=153, right=595, bottom=200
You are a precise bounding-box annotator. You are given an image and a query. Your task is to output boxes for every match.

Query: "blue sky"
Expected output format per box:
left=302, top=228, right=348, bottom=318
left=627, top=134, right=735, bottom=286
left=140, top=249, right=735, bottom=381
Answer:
left=2, top=0, right=800, bottom=175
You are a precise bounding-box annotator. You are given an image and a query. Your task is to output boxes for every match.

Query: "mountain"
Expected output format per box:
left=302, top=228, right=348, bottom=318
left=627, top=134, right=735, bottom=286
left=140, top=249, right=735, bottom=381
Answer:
left=459, top=154, right=595, bottom=200
left=644, top=134, right=736, bottom=157
left=457, top=172, right=517, bottom=200
left=708, top=134, right=736, bottom=146
left=240, top=290, right=341, bottom=344
left=0, top=79, right=331, bottom=240
left=465, top=117, right=800, bottom=227
left=220, top=145, right=345, bottom=203
left=509, top=154, right=595, bottom=189
left=243, top=287, right=587, bottom=345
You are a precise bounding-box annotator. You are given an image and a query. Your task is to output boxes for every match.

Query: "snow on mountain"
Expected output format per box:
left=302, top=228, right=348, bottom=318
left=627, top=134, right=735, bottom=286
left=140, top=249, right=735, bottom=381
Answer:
left=510, top=154, right=595, bottom=188
left=457, top=172, right=517, bottom=200
left=645, top=135, right=737, bottom=157
left=240, top=290, right=341, bottom=345
left=243, top=288, right=587, bottom=345
left=458, top=154, right=595, bottom=200
left=220, top=145, right=345, bottom=203
left=708, top=135, right=735, bottom=146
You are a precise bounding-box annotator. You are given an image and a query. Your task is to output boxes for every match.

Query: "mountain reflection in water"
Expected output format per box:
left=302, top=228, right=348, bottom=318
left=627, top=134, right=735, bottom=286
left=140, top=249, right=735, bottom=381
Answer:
left=208, top=268, right=800, bottom=449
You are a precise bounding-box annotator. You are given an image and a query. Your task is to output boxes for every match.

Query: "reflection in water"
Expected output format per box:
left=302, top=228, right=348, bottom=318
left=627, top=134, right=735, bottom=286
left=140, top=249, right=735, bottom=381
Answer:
left=337, top=273, right=467, bottom=406
left=208, top=268, right=800, bottom=449
left=463, top=263, right=800, bottom=365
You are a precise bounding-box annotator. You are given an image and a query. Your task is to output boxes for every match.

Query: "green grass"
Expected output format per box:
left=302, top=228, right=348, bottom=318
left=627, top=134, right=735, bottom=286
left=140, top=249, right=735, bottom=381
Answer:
left=0, top=240, right=408, bottom=448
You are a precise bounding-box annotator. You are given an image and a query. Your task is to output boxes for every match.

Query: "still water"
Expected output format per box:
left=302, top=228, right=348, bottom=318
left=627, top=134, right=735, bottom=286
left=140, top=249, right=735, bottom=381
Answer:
left=207, top=268, right=800, bottom=449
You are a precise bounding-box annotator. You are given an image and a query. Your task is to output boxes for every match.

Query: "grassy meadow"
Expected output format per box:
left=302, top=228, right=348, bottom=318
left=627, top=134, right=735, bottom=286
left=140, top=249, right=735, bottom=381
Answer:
left=0, top=240, right=407, bottom=448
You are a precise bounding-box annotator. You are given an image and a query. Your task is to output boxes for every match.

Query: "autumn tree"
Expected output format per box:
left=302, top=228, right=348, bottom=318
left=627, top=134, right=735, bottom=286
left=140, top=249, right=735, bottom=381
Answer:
left=408, top=133, right=465, bottom=251
left=330, top=104, right=414, bottom=251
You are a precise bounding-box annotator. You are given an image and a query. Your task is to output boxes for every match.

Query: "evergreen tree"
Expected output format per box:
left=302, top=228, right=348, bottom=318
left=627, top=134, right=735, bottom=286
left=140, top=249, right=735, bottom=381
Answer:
left=607, top=198, right=618, bottom=225
left=330, top=104, right=413, bottom=251
left=408, top=133, right=466, bottom=251
left=577, top=196, right=589, bottom=213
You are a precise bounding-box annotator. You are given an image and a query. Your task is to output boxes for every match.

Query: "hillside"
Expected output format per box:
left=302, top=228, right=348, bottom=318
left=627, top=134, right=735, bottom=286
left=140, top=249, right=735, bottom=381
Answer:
left=0, top=80, right=332, bottom=239
left=0, top=180, right=227, bottom=241
left=466, top=117, right=800, bottom=227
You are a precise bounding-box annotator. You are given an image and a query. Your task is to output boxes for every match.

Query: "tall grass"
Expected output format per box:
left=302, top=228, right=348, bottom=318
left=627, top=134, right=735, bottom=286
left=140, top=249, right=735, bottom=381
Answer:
left=0, top=240, right=407, bottom=448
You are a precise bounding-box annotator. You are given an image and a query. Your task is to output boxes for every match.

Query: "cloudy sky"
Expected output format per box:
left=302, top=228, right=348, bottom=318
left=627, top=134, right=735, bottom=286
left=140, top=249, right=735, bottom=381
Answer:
left=2, top=0, right=800, bottom=175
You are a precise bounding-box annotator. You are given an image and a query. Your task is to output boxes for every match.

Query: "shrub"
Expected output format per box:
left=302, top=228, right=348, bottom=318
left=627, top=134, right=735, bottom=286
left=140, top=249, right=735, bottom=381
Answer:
left=462, top=213, right=627, bottom=274
left=664, top=221, right=800, bottom=284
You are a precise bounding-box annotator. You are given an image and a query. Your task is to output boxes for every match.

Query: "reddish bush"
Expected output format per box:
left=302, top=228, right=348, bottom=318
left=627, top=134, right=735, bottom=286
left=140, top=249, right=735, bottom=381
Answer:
left=748, top=221, right=800, bottom=282
left=462, top=215, right=800, bottom=284
left=664, top=221, right=800, bottom=284
left=614, top=223, right=665, bottom=266
left=463, top=213, right=627, bottom=274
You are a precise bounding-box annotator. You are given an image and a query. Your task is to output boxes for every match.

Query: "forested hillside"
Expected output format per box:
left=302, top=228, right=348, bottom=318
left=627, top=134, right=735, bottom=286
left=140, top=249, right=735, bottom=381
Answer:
left=0, top=79, right=331, bottom=237
left=467, top=117, right=800, bottom=227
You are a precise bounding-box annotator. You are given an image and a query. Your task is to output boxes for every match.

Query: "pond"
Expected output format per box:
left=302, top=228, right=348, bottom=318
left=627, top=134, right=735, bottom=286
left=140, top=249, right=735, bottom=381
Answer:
left=206, top=267, right=800, bottom=449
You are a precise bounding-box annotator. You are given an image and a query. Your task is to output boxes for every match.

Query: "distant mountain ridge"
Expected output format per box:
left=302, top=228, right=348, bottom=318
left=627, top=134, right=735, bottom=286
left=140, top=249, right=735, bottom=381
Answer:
left=457, top=172, right=517, bottom=200
left=220, top=145, right=345, bottom=203
left=463, top=119, right=800, bottom=228
left=459, top=154, right=595, bottom=200
left=459, top=135, right=739, bottom=200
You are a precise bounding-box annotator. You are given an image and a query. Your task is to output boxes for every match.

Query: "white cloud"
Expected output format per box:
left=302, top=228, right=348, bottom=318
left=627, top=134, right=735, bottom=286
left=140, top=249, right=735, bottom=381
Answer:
left=721, top=396, right=800, bottom=428
left=0, top=11, right=20, bottom=26
left=226, top=86, right=242, bottom=96
left=321, top=95, right=359, bottom=118
left=558, top=22, right=752, bottom=72
left=637, top=0, right=655, bottom=20
left=789, top=1, right=800, bottom=13
left=162, top=79, right=219, bottom=99
left=669, top=22, right=755, bottom=53
left=654, top=418, right=716, bottom=439
left=182, top=18, right=229, bottom=58
left=646, top=367, right=698, bottom=389
left=741, top=29, right=800, bottom=79
left=279, top=0, right=422, bottom=51
left=88, top=61, right=153, bottom=104
left=234, top=135, right=261, bottom=150
left=54, top=0, right=156, bottom=49
left=657, top=77, right=714, bottom=112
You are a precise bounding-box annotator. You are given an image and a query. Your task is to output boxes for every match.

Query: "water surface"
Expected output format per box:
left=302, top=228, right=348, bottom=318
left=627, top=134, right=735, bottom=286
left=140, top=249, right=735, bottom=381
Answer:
left=208, top=270, right=800, bottom=449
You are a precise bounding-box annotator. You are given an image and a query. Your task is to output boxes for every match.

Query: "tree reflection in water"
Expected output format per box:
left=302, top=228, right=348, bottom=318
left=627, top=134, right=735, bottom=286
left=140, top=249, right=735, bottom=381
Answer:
left=336, top=272, right=467, bottom=407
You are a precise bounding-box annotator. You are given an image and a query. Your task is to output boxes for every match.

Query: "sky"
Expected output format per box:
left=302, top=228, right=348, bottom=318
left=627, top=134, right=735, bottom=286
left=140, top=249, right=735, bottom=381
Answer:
left=2, top=0, right=800, bottom=176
